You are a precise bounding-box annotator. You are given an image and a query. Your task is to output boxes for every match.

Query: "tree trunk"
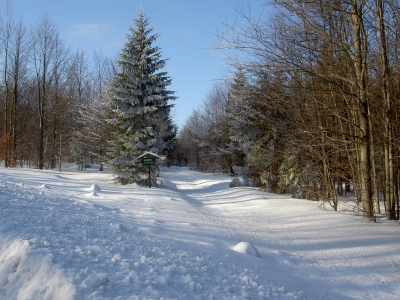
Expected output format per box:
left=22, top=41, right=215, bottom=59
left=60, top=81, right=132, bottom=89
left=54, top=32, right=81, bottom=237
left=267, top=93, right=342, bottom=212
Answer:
left=350, top=0, right=374, bottom=218
left=38, top=79, right=45, bottom=170
left=377, top=0, right=396, bottom=220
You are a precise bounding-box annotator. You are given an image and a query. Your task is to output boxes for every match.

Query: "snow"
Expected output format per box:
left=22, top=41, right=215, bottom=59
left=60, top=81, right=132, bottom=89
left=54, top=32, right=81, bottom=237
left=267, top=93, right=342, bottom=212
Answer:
left=89, top=184, right=101, bottom=192
left=232, top=242, right=260, bottom=257
left=137, top=152, right=162, bottom=160
left=0, top=166, right=400, bottom=299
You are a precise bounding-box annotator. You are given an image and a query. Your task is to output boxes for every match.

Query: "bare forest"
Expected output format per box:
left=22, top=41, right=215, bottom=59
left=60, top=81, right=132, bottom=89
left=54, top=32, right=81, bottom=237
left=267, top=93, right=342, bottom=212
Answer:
left=0, top=4, right=115, bottom=172
left=176, top=0, right=400, bottom=221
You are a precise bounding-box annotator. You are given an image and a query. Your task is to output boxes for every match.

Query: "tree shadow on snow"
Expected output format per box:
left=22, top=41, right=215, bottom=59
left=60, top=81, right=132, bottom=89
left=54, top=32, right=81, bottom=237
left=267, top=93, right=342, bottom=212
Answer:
left=163, top=178, right=204, bottom=207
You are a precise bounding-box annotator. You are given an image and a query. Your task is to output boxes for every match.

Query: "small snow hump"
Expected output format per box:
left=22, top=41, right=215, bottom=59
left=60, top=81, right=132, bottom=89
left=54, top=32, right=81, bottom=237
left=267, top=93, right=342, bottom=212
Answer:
left=39, top=184, right=51, bottom=189
left=232, top=242, right=260, bottom=257
left=89, top=184, right=101, bottom=192
left=112, top=223, right=128, bottom=232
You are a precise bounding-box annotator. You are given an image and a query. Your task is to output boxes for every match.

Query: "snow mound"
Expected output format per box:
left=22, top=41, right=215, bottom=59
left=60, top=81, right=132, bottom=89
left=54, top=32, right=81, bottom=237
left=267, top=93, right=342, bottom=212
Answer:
left=0, top=238, right=75, bottom=299
left=39, top=184, right=51, bottom=189
left=89, top=184, right=101, bottom=192
left=232, top=242, right=260, bottom=257
left=82, top=273, right=108, bottom=291
left=87, top=192, right=98, bottom=197
left=111, top=223, right=129, bottom=232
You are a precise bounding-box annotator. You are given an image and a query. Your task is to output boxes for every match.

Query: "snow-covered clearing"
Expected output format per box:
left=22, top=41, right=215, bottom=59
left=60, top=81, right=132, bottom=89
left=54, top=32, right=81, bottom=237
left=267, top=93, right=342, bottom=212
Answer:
left=0, top=166, right=399, bottom=299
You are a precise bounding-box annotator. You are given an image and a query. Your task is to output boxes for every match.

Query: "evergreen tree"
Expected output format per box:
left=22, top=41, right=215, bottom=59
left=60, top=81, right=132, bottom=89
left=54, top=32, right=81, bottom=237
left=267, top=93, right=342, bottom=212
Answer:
left=162, top=114, right=178, bottom=164
left=108, top=9, right=175, bottom=185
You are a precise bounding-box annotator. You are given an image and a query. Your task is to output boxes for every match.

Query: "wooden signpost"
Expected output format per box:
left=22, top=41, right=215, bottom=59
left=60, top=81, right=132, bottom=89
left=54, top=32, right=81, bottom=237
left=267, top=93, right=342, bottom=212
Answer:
left=138, top=152, right=160, bottom=188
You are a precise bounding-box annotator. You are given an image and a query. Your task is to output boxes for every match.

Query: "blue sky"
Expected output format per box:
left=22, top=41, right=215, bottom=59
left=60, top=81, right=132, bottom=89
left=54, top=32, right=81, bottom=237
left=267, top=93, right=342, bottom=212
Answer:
left=10, top=0, right=263, bottom=127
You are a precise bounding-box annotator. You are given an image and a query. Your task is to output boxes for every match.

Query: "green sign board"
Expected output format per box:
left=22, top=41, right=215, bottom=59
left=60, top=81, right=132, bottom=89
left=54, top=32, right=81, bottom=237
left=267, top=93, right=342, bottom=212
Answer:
left=142, top=157, right=156, bottom=165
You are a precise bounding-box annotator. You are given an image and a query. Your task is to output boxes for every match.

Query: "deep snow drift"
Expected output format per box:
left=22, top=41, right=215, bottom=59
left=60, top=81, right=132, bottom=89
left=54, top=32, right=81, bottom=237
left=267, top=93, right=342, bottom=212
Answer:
left=0, top=166, right=399, bottom=299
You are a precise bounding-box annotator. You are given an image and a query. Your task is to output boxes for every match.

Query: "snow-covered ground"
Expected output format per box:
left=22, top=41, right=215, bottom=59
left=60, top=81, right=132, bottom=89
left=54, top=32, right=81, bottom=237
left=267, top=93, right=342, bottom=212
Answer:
left=1, top=166, right=399, bottom=299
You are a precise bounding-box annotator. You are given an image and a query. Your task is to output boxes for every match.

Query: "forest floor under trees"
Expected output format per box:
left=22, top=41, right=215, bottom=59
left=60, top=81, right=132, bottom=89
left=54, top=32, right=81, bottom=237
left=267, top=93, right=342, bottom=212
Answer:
left=0, top=166, right=400, bottom=299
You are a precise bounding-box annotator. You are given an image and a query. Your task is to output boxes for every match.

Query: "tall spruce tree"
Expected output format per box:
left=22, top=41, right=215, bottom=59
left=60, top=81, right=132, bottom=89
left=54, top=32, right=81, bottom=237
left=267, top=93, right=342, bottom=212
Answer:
left=108, top=9, right=175, bottom=185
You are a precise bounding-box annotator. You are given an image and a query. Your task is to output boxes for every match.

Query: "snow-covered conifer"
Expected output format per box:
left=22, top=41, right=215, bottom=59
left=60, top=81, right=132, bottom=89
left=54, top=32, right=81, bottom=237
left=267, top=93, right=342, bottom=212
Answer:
left=108, top=9, right=175, bottom=185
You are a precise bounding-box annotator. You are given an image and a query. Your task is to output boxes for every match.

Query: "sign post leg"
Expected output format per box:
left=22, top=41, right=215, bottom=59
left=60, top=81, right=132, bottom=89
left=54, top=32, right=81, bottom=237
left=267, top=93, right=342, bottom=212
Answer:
left=148, top=165, right=151, bottom=188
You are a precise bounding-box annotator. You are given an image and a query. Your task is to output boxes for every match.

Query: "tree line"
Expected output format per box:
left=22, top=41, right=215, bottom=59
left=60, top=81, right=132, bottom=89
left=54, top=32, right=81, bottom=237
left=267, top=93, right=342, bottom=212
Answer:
left=0, top=3, right=117, bottom=171
left=176, top=0, right=400, bottom=220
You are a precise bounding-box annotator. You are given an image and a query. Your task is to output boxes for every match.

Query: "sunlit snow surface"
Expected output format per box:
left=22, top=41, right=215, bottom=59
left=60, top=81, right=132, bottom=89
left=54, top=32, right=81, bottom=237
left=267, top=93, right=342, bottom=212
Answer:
left=0, top=166, right=400, bottom=299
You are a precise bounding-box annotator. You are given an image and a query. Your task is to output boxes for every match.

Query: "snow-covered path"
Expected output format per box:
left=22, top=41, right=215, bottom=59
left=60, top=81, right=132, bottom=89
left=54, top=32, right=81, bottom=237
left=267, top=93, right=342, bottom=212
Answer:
left=1, top=166, right=400, bottom=299
left=155, top=168, right=400, bottom=299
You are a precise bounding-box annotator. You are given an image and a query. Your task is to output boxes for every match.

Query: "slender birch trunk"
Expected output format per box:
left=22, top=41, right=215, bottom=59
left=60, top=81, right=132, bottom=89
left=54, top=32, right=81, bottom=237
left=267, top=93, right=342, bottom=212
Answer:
left=349, top=0, right=374, bottom=218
